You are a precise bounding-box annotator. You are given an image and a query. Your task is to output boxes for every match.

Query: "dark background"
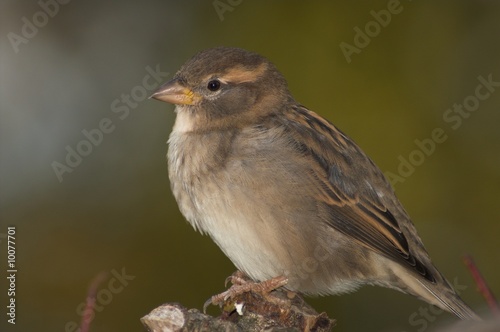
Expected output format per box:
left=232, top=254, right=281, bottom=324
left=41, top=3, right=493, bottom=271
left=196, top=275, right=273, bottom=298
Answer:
left=1, top=1, right=499, bottom=331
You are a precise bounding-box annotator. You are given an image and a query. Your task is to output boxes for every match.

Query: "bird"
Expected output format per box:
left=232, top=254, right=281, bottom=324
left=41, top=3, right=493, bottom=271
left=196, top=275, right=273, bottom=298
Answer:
left=150, top=47, right=480, bottom=320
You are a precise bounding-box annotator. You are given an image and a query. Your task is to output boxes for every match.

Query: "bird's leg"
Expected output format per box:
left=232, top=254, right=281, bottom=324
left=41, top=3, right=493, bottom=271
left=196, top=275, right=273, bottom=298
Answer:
left=204, top=271, right=288, bottom=313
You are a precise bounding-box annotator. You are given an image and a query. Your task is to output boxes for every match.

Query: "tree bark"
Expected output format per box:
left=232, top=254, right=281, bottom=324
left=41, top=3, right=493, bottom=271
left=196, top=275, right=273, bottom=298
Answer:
left=141, top=287, right=336, bottom=332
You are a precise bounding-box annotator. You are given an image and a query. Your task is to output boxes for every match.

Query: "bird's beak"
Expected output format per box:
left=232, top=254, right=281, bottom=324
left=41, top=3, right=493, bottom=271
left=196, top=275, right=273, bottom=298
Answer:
left=149, top=78, right=199, bottom=105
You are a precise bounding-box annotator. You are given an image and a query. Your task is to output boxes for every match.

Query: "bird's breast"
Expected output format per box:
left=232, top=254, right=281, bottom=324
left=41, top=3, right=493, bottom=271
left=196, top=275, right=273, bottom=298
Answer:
left=166, top=126, right=308, bottom=283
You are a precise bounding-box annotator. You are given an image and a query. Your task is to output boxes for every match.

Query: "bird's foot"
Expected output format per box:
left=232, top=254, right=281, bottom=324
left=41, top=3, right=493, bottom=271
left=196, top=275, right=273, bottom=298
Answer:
left=224, top=270, right=248, bottom=287
left=203, top=271, right=288, bottom=313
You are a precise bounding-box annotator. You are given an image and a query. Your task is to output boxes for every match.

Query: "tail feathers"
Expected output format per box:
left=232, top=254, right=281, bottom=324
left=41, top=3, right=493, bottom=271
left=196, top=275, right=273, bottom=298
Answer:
left=418, top=280, right=481, bottom=321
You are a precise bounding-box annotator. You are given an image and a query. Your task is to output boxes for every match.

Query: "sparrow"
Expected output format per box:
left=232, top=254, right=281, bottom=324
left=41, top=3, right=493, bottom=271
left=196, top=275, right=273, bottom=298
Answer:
left=150, top=47, right=479, bottom=320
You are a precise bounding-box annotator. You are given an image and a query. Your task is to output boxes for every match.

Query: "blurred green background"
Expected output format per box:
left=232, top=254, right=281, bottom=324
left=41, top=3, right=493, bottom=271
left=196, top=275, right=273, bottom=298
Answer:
left=1, top=1, right=499, bottom=331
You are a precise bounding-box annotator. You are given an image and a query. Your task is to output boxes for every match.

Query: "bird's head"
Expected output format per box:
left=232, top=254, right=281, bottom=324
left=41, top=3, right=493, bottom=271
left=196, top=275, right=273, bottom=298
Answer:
left=151, top=47, right=292, bottom=131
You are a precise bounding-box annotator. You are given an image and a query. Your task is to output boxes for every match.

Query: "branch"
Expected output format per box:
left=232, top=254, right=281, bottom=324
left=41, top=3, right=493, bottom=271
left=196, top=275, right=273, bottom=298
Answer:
left=141, top=287, right=336, bottom=332
left=463, top=255, right=500, bottom=316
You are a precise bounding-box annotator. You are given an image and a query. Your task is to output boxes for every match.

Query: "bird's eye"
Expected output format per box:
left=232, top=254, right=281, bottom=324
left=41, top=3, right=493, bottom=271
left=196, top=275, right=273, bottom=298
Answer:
left=207, top=80, right=221, bottom=91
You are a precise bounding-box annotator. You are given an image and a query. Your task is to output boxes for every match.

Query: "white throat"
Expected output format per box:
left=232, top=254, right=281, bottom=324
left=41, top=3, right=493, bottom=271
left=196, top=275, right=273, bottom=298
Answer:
left=172, top=106, right=196, bottom=133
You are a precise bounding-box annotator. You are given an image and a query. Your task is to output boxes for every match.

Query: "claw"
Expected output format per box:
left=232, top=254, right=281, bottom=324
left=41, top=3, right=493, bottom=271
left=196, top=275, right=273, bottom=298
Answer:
left=224, top=275, right=232, bottom=288
left=225, top=270, right=247, bottom=287
left=202, top=274, right=288, bottom=313
left=203, top=296, right=214, bottom=314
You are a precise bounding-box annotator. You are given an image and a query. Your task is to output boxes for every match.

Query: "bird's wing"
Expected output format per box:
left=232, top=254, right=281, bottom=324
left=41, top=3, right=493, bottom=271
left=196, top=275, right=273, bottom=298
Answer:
left=279, top=105, right=436, bottom=283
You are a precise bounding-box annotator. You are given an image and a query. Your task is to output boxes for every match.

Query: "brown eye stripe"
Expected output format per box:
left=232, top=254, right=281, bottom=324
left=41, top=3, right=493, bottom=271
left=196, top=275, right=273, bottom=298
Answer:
left=218, top=63, right=268, bottom=84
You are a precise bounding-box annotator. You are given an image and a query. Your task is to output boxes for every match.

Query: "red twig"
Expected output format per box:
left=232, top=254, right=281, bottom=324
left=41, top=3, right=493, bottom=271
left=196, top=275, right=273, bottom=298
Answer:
left=463, top=255, right=500, bottom=316
left=80, top=271, right=109, bottom=332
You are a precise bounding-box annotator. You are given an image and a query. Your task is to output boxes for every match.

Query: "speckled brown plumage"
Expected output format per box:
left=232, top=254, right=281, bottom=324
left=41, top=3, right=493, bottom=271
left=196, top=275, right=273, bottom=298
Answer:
left=151, top=47, right=479, bottom=320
